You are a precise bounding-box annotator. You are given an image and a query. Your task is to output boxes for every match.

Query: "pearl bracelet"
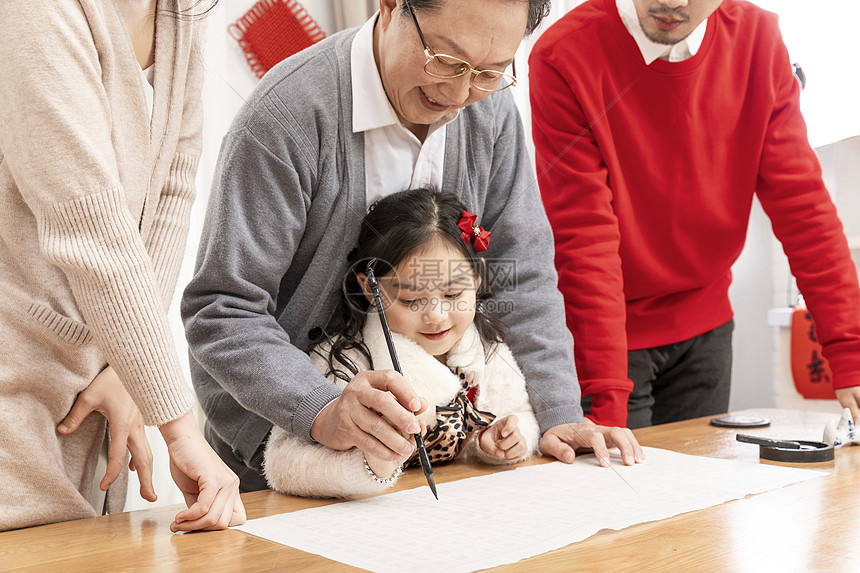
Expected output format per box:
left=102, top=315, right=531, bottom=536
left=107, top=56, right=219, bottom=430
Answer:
left=363, top=456, right=403, bottom=484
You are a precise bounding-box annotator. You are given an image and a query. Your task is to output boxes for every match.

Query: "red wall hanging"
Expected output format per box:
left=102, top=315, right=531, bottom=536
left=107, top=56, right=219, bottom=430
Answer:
left=229, top=0, right=326, bottom=79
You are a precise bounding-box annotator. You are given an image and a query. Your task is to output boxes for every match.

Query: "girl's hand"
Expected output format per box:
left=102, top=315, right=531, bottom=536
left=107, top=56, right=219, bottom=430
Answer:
left=57, top=366, right=156, bottom=502
left=364, top=453, right=405, bottom=480
left=479, top=414, right=527, bottom=461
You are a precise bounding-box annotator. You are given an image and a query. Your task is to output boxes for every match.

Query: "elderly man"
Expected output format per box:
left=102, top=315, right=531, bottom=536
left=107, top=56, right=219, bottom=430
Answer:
left=182, top=0, right=643, bottom=491
left=531, top=0, right=860, bottom=428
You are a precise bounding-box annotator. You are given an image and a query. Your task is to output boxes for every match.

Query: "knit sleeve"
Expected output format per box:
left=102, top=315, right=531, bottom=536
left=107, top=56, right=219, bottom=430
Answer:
left=753, top=18, right=860, bottom=390
left=471, top=90, right=587, bottom=433
left=181, top=120, right=343, bottom=442
left=0, top=0, right=193, bottom=425
left=529, top=41, right=633, bottom=427
left=144, top=23, right=204, bottom=309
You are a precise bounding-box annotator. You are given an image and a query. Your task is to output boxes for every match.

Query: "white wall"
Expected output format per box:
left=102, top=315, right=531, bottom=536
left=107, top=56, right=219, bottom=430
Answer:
left=750, top=0, right=860, bottom=149
left=729, top=0, right=860, bottom=412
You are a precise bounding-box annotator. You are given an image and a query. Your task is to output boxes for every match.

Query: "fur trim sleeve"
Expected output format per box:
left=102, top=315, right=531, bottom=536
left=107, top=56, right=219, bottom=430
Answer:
left=263, top=342, right=387, bottom=497
left=263, top=426, right=396, bottom=498
left=461, top=343, right=541, bottom=465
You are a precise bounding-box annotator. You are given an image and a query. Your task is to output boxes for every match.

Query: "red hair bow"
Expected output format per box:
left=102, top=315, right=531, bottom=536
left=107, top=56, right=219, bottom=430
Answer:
left=457, top=211, right=490, bottom=252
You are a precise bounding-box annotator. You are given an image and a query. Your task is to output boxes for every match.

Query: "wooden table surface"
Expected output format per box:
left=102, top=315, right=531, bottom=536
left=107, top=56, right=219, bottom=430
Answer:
left=3, top=408, right=859, bottom=572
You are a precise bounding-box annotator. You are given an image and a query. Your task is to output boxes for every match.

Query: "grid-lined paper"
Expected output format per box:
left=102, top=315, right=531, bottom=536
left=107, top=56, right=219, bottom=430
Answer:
left=236, top=447, right=825, bottom=573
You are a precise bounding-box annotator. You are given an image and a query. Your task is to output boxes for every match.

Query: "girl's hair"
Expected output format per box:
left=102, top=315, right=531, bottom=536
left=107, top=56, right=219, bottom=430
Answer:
left=322, top=188, right=508, bottom=383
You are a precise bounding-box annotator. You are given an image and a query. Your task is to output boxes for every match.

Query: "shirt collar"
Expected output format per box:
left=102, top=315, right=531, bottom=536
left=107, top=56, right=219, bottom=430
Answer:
left=616, top=0, right=708, bottom=65
left=351, top=13, right=400, bottom=133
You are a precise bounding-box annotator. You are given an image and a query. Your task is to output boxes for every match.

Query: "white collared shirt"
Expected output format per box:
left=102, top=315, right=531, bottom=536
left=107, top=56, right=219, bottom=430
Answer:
left=351, top=14, right=458, bottom=209
left=616, top=0, right=708, bottom=64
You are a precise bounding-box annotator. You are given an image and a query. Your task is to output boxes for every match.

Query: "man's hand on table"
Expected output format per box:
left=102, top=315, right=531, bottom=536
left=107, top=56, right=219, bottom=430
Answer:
left=835, top=386, right=860, bottom=423
left=540, top=421, right=645, bottom=466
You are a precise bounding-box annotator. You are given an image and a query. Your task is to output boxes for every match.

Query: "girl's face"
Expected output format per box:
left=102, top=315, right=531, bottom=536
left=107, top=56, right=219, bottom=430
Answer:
left=365, top=238, right=479, bottom=361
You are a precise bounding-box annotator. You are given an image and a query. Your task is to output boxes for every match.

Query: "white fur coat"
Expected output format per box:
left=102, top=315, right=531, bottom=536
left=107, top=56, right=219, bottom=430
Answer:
left=263, top=312, right=540, bottom=498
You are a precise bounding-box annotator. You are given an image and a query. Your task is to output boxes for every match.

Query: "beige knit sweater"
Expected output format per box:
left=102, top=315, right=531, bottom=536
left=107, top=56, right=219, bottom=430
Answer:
left=0, top=0, right=202, bottom=530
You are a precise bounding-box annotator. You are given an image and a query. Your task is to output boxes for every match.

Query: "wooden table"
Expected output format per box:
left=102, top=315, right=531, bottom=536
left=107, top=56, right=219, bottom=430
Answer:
left=3, top=408, right=859, bottom=572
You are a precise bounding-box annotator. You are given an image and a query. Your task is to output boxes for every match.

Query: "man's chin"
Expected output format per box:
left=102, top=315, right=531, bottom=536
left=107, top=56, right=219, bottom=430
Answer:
left=645, top=29, right=691, bottom=45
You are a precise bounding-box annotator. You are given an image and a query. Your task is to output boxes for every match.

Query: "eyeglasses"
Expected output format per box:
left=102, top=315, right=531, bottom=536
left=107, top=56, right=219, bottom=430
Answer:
left=402, top=0, right=517, bottom=93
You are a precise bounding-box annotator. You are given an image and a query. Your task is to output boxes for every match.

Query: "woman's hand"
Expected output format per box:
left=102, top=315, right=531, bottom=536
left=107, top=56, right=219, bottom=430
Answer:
left=478, top=414, right=528, bottom=461
left=159, top=412, right=246, bottom=532
left=57, top=366, right=156, bottom=502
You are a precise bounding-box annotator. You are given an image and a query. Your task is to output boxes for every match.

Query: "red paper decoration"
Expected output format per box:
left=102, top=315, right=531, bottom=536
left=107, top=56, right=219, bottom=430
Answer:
left=229, top=0, right=326, bottom=79
left=790, top=301, right=836, bottom=400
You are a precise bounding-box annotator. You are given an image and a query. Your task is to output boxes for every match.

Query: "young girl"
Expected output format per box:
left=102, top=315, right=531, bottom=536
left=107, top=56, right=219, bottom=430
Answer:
left=263, top=188, right=540, bottom=497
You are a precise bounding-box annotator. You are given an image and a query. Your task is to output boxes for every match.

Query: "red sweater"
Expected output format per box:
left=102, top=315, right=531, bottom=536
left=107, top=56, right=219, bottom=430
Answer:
left=530, top=0, right=860, bottom=426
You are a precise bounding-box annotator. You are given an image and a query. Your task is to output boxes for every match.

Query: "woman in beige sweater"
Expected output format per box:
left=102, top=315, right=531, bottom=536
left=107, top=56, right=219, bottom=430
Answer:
left=0, top=0, right=243, bottom=531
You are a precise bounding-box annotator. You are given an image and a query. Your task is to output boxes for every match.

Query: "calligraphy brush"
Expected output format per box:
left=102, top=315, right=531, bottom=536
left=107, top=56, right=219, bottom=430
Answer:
left=365, top=259, right=438, bottom=500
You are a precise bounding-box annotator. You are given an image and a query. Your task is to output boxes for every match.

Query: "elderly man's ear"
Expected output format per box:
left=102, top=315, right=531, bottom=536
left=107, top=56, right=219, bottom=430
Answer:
left=378, top=0, right=400, bottom=24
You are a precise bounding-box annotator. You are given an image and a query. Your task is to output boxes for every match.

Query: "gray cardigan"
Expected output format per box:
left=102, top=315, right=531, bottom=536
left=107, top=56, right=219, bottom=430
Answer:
left=182, top=28, right=583, bottom=465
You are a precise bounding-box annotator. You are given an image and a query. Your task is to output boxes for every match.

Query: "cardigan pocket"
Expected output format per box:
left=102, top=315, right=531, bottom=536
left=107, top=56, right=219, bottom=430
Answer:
left=26, top=302, right=93, bottom=346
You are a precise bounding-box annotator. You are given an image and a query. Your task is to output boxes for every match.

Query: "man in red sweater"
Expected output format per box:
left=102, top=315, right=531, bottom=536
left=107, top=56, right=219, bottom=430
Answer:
left=530, top=0, right=860, bottom=428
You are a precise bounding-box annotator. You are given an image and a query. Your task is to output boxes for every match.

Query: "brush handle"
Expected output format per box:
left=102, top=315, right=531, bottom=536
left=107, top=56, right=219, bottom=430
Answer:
left=365, top=263, right=437, bottom=498
left=736, top=434, right=801, bottom=449
left=366, top=267, right=403, bottom=373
